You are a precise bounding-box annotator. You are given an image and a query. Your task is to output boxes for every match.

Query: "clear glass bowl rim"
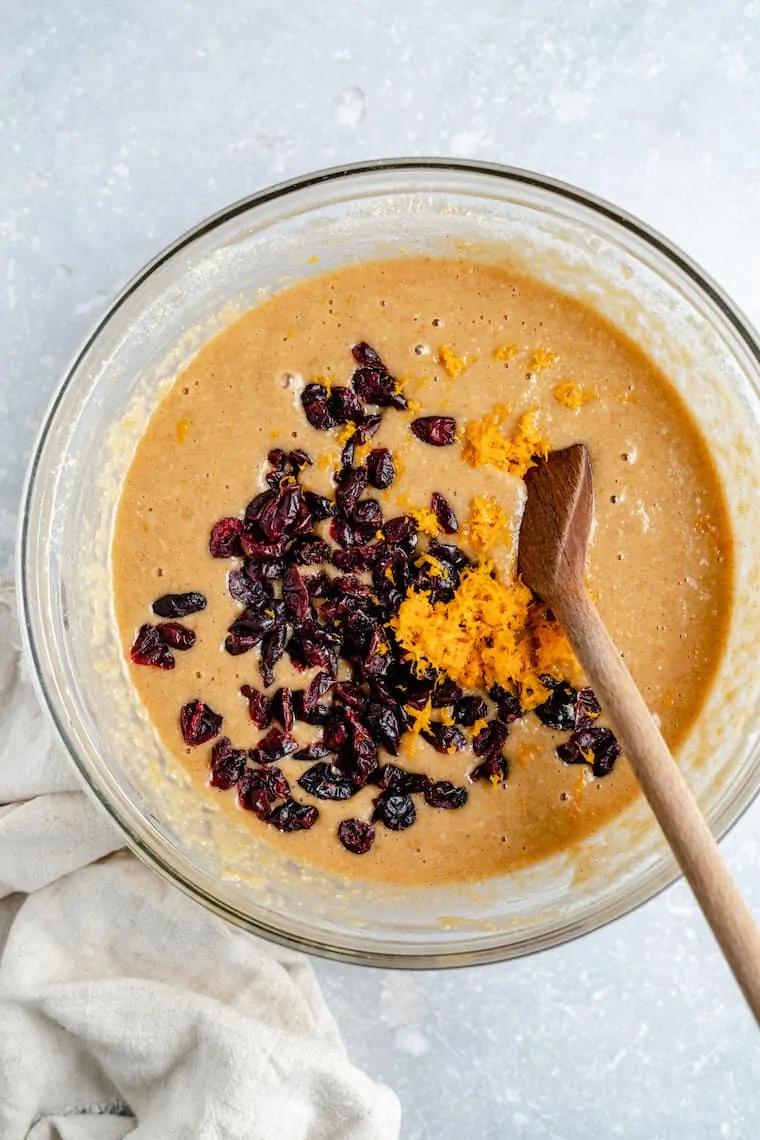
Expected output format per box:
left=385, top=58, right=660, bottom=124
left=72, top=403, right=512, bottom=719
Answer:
left=17, top=157, right=760, bottom=969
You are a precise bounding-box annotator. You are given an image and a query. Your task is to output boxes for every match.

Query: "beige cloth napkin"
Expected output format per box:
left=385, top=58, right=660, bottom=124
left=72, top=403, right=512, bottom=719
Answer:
left=0, top=585, right=401, bottom=1139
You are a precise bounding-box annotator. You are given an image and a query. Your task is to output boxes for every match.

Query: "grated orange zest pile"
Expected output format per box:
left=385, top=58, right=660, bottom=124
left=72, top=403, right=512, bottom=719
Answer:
left=390, top=561, right=577, bottom=703
left=530, top=347, right=559, bottom=372
left=438, top=344, right=468, bottom=378
left=465, top=496, right=514, bottom=556
left=494, top=343, right=520, bottom=362
left=408, top=506, right=440, bottom=537
left=553, top=380, right=596, bottom=410
left=461, top=405, right=550, bottom=479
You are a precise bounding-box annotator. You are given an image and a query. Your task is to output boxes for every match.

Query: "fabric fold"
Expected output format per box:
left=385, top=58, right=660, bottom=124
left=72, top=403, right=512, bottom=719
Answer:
left=0, top=586, right=400, bottom=1139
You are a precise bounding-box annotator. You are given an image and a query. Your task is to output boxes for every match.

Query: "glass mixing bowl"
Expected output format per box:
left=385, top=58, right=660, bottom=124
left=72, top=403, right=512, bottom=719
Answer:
left=18, top=159, right=760, bottom=967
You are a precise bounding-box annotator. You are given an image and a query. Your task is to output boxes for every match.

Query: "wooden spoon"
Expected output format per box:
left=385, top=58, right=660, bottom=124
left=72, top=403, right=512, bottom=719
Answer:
left=518, top=442, right=760, bottom=1022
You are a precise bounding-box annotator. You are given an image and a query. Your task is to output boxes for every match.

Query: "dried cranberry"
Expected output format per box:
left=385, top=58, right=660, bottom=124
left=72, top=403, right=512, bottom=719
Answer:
left=534, top=677, right=577, bottom=732
left=152, top=592, right=207, bottom=619
left=335, top=466, right=368, bottom=515
left=352, top=498, right=383, bottom=534
left=340, top=435, right=357, bottom=470
left=331, top=575, right=375, bottom=605
left=252, top=727, right=299, bottom=764
left=290, top=536, right=332, bottom=565
left=328, top=386, right=365, bottom=424
left=237, top=769, right=273, bottom=819
left=397, top=677, right=434, bottom=709
left=332, top=545, right=380, bottom=573
left=323, top=721, right=349, bottom=752
left=557, top=726, right=621, bottom=778
left=303, top=491, right=334, bottom=521
left=575, top=687, right=602, bottom=728
left=345, top=709, right=379, bottom=785
left=268, top=800, right=319, bottom=831
left=373, top=791, right=416, bottom=830
left=472, top=719, right=509, bottom=757
left=373, top=548, right=411, bottom=594
left=259, top=623, right=287, bottom=687
left=424, top=780, right=468, bottom=809
left=341, top=609, right=377, bottom=655
left=351, top=342, right=384, bottom=367
left=180, top=700, right=223, bottom=746
left=382, top=515, right=418, bottom=550
left=430, top=492, right=458, bottom=534
left=301, top=383, right=336, bottom=430
left=360, top=369, right=407, bottom=409
left=400, top=771, right=430, bottom=794
left=209, top=518, right=244, bottom=558
left=427, top=540, right=470, bottom=572
left=258, top=764, right=291, bottom=801
left=257, top=483, right=311, bottom=542
left=224, top=605, right=281, bottom=655
left=302, top=669, right=333, bottom=712
left=245, top=491, right=273, bottom=524
left=304, top=570, right=331, bottom=597
left=372, top=763, right=405, bottom=789
left=266, top=471, right=287, bottom=492
left=337, top=818, right=375, bottom=854
left=298, top=762, right=357, bottom=801
left=453, top=696, right=488, bottom=726
left=375, top=589, right=404, bottom=621
left=246, top=556, right=288, bottom=581
left=270, top=687, right=295, bottom=732
left=287, top=448, right=313, bottom=471
left=130, top=624, right=175, bottom=670
left=411, top=416, right=457, bottom=446
left=489, top=685, right=523, bottom=724
left=209, top=737, right=247, bottom=789
left=293, top=689, right=326, bottom=724
left=240, top=685, right=271, bottom=729
left=362, top=626, right=392, bottom=679
left=421, top=723, right=466, bottom=754
left=349, top=346, right=407, bottom=407
left=240, top=533, right=288, bottom=561
left=374, top=764, right=429, bottom=794
left=330, top=513, right=359, bottom=549
left=333, top=681, right=368, bottom=711
left=228, top=568, right=271, bottom=607
left=417, top=559, right=458, bottom=605
left=156, top=622, right=195, bottom=651
left=352, top=414, right=382, bottom=443
left=282, top=566, right=310, bottom=625
left=471, top=753, right=509, bottom=784
left=365, top=699, right=403, bottom=756
left=292, top=740, right=332, bottom=762
left=366, top=448, right=395, bottom=490
left=431, top=678, right=463, bottom=707
left=291, top=624, right=341, bottom=675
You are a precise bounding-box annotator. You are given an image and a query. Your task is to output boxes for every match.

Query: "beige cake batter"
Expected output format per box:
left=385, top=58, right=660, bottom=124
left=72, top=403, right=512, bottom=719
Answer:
left=112, top=257, right=731, bottom=884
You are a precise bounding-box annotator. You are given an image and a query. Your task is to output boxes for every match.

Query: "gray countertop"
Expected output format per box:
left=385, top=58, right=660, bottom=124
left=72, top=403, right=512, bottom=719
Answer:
left=3, top=2, right=759, bottom=1135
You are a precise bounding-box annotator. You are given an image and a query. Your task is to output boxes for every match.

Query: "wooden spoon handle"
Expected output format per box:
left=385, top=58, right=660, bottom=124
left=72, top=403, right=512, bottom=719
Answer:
left=558, top=589, right=760, bottom=1023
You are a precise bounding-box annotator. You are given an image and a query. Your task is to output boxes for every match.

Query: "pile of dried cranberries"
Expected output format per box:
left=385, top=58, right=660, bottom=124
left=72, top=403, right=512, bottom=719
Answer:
left=131, top=343, right=620, bottom=854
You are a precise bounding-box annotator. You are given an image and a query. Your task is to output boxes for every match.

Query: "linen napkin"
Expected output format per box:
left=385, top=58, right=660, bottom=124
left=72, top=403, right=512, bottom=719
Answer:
left=0, top=584, right=401, bottom=1140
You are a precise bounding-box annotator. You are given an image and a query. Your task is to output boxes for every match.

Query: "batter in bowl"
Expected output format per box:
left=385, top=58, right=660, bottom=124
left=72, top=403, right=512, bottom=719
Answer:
left=112, top=257, right=731, bottom=885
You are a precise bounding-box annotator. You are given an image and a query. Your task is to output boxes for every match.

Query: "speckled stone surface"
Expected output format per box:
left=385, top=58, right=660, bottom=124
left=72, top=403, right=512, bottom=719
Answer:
left=3, top=2, right=760, bottom=1135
